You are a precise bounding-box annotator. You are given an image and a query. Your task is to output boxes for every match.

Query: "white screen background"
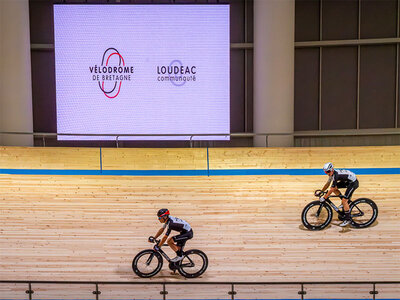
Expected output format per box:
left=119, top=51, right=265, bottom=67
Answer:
left=54, top=5, right=230, bottom=140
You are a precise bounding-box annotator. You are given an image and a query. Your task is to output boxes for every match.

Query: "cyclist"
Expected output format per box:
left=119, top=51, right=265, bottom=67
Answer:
left=150, top=209, right=193, bottom=262
left=320, top=162, right=359, bottom=227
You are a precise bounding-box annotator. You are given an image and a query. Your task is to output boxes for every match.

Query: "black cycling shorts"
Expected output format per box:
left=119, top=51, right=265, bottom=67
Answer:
left=172, top=229, right=193, bottom=248
left=336, top=180, right=359, bottom=200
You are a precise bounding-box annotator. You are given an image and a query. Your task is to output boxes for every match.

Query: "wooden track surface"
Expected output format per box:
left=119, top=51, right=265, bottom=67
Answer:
left=0, top=147, right=100, bottom=170
left=1, top=146, right=399, bottom=171
left=101, top=148, right=207, bottom=170
left=1, top=173, right=399, bottom=298
left=208, top=146, right=400, bottom=169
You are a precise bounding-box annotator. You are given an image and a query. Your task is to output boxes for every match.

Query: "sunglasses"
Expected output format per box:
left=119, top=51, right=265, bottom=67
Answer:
left=325, top=170, right=332, bottom=174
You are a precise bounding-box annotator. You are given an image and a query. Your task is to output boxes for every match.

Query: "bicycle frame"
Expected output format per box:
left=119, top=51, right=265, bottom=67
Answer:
left=144, top=243, right=172, bottom=265
left=146, top=242, right=195, bottom=269
left=302, top=189, right=377, bottom=231
left=318, top=195, right=364, bottom=219
left=324, top=195, right=347, bottom=213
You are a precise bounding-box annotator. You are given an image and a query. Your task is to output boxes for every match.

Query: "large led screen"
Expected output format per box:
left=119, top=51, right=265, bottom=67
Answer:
left=54, top=5, right=230, bottom=141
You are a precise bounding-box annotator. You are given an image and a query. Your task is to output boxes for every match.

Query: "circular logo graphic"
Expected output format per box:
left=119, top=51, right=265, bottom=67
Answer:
left=169, top=60, right=186, bottom=87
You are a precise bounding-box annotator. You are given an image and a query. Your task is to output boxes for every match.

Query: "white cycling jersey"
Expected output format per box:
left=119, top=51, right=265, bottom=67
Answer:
left=163, top=216, right=191, bottom=236
left=328, top=169, right=357, bottom=187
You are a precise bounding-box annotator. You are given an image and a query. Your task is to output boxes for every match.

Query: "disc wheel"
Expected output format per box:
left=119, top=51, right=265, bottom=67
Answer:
left=178, top=249, right=208, bottom=278
left=132, top=249, right=163, bottom=278
left=301, top=201, right=333, bottom=230
left=350, top=198, right=378, bottom=228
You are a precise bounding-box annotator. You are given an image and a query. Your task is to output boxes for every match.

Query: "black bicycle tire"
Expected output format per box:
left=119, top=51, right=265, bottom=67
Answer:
left=132, top=249, right=163, bottom=278
left=178, top=249, right=208, bottom=278
left=350, top=198, right=378, bottom=228
left=301, top=200, right=333, bottom=231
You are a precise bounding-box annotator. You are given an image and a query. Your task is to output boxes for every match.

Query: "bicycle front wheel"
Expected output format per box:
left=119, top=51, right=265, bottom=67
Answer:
left=132, top=249, right=163, bottom=278
left=301, top=201, right=333, bottom=230
left=350, top=198, right=378, bottom=228
left=178, top=249, right=208, bottom=278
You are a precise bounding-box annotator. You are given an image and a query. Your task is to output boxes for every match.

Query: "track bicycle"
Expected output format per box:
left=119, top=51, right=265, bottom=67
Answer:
left=301, top=190, right=378, bottom=230
left=132, top=237, right=208, bottom=278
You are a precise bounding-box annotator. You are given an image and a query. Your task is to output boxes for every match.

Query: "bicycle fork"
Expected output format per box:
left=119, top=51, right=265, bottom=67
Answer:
left=146, top=253, right=155, bottom=266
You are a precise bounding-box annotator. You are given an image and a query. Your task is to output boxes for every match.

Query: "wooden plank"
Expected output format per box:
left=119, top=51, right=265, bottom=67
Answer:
left=1, top=146, right=399, bottom=172
left=209, top=146, right=400, bottom=169
left=0, top=147, right=100, bottom=170
left=101, top=148, right=207, bottom=170
left=0, top=174, right=399, bottom=291
left=0, top=146, right=399, bottom=298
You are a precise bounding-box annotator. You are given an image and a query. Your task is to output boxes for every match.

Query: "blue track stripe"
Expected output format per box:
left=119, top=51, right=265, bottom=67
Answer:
left=350, top=168, right=400, bottom=175
left=101, top=170, right=208, bottom=176
left=0, top=169, right=207, bottom=176
left=0, top=168, right=399, bottom=176
left=0, top=169, right=102, bottom=175
left=210, top=168, right=400, bottom=176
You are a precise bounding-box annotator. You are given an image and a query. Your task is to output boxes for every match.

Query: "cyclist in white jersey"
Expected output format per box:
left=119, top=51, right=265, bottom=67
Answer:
left=150, top=209, right=193, bottom=262
left=320, top=162, right=359, bottom=227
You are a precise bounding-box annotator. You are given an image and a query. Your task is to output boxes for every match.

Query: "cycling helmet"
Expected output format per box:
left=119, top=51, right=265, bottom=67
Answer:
left=157, top=208, right=170, bottom=218
left=323, top=162, right=334, bottom=172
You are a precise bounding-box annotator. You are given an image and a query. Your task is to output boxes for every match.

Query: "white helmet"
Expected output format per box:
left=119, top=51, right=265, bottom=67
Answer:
left=323, top=162, right=334, bottom=172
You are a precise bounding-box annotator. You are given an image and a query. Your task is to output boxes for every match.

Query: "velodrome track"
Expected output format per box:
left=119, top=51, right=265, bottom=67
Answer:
left=0, top=146, right=400, bottom=299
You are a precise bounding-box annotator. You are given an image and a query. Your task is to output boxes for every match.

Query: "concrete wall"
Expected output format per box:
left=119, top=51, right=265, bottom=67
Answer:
left=0, top=0, right=33, bottom=146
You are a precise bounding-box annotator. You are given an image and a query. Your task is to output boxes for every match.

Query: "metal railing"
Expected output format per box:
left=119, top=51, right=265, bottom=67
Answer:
left=0, top=132, right=292, bottom=148
left=1, top=128, right=400, bottom=147
left=0, top=280, right=399, bottom=300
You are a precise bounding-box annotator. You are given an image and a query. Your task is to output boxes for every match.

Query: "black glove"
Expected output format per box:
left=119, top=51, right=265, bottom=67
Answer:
left=314, top=190, right=322, bottom=197
left=148, top=236, right=155, bottom=243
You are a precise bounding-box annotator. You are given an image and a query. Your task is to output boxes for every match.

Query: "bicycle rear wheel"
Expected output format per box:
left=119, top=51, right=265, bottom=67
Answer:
left=178, top=249, right=208, bottom=278
left=132, top=249, right=163, bottom=278
left=301, top=201, right=333, bottom=230
left=350, top=198, right=378, bottom=228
